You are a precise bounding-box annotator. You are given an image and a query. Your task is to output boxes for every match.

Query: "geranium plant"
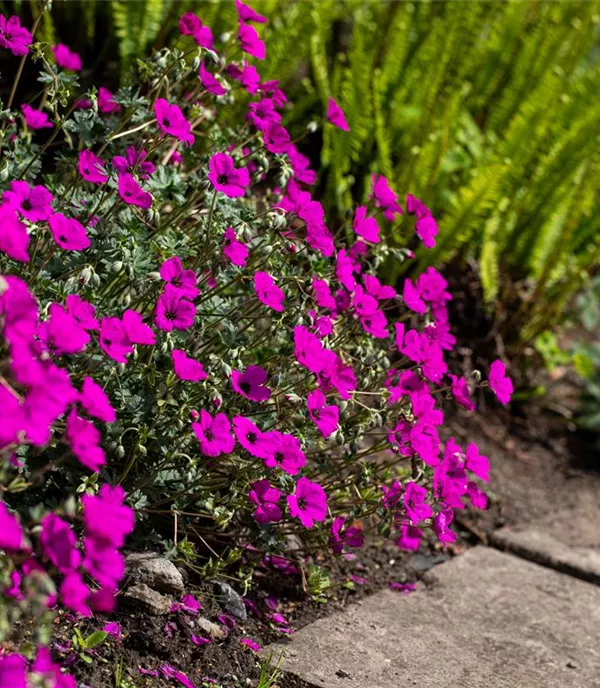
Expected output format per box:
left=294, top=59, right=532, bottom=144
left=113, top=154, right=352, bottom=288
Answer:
left=0, top=1, right=513, bottom=683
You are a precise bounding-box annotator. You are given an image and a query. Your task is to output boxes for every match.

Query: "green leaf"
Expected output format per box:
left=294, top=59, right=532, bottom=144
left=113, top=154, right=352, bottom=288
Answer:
left=83, top=630, right=109, bottom=649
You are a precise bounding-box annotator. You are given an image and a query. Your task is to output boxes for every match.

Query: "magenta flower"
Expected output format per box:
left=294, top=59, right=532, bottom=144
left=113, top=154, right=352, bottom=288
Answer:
left=0, top=502, right=27, bottom=551
left=78, top=150, right=109, bottom=185
left=172, top=349, right=207, bottom=382
left=240, top=638, right=261, bottom=652
left=192, top=410, right=235, bottom=457
left=263, top=122, right=290, bottom=154
left=287, top=477, right=327, bottom=529
left=191, top=635, right=211, bottom=646
left=38, top=303, right=90, bottom=355
left=263, top=431, right=306, bottom=476
left=48, top=212, right=90, bottom=251
left=288, top=144, right=317, bottom=185
left=416, top=215, right=438, bottom=249
left=353, top=206, right=380, bottom=243
left=208, top=153, right=250, bottom=197
left=21, top=103, right=53, bottom=129
left=0, top=15, right=32, bottom=55
left=236, top=0, right=267, bottom=23
left=433, top=507, right=457, bottom=546
left=82, top=484, right=134, bottom=548
left=199, top=61, right=226, bottom=96
left=364, top=274, right=397, bottom=300
left=404, top=482, right=433, bottom=525
left=232, top=365, right=271, bottom=402
left=122, top=309, right=156, bottom=345
left=335, top=248, right=356, bottom=292
left=329, top=516, right=364, bottom=554
left=65, top=409, right=106, bottom=472
left=103, top=622, right=122, bottom=639
left=80, top=376, right=117, bottom=423
left=389, top=581, right=416, bottom=595
left=248, top=479, right=282, bottom=524
left=223, top=227, right=249, bottom=267
left=448, top=374, right=475, bottom=412
left=40, top=513, right=81, bottom=572
left=60, top=570, right=91, bottom=617
left=66, top=294, right=99, bottom=331
left=53, top=43, right=82, bottom=71
left=371, top=175, right=403, bottom=222
left=179, top=12, right=214, bottom=48
left=155, top=287, right=196, bottom=332
left=307, top=388, right=339, bottom=438
left=118, top=173, right=152, bottom=209
left=294, top=325, right=326, bottom=373
left=489, top=359, right=513, bottom=405
left=154, top=98, right=194, bottom=146
left=381, top=480, right=403, bottom=510
left=233, top=416, right=270, bottom=458
left=238, top=22, right=266, bottom=60
left=4, top=180, right=53, bottom=221
left=159, top=256, right=199, bottom=299
left=98, top=86, right=121, bottom=114
left=99, top=317, right=133, bottom=364
left=0, top=204, right=29, bottom=262
left=254, top=271, right=285, bottom=312
left=312, top=277, right=336, bottom=310
left=247, top=97, right=281, bottom=131
left=465, top=443, right=490, bottom=482
left=326, top=97, right=349, bottom=131
left=397, top=520, right=422, bottom=552
left=403, top=278, right=427, bottom=314
left=0, top=654, right=27, bottom=687
left=227, top=61, right=261, bottom=93
left=113, top=146, right=155, bottom=179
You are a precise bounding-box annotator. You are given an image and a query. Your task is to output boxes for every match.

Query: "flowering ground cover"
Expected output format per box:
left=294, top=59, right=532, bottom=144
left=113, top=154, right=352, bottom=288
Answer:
left=0, top=2, right=515, bottom=686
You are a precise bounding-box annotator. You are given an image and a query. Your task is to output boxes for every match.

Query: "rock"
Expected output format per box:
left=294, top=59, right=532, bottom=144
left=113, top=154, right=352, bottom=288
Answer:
left=121, top=584, right=172, bottom=616
left=125, top=552, right=185, bottom=595
left=195, top=617, right=227, bottom=640
left=215, top=581, right=247, bottom=620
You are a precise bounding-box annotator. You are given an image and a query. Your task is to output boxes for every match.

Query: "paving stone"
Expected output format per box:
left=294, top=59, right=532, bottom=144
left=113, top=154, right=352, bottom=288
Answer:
left=266, top=547, right=600, bottom=688
left=491, top=526, right=600, bottom=585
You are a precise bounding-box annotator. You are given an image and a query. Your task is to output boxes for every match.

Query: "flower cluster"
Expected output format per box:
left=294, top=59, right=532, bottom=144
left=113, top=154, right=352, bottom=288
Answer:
left=0, top=1, right=512, bottom=680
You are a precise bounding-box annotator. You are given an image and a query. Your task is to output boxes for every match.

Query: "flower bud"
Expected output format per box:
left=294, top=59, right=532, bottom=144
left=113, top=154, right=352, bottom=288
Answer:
left=191, top=56, right=201, bottom=71
left=111, top=260, right=123, bottom=273
left=137, top=444, right=147, bottom=456
left=148, top=271, right=162, bottom=281
left=472, top=370, right=482, bottom=383
left=306, top=120, right=318, bottom=133
left=335, top=431, right=345, bottom=446
left=116, top=445, right=126, bottom=459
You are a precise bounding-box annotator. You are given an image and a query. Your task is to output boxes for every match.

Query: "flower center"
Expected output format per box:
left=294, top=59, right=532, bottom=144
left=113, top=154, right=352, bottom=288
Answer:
left=240, top=381, right=251, bottom=394
left=21, top=199, right=32, bottom=211
left=246, top=432, right=257, bottom=444
left=297, top=498, right=306, bottom=510
left=312, top=408, right=321, bottom=420
left=274, top=451, right=284, bottom=464
left=204, top=428, right=214, bottom=441
left=217, top=174, right=229, bottom=185
left=162, top=117, right=171, bottom=127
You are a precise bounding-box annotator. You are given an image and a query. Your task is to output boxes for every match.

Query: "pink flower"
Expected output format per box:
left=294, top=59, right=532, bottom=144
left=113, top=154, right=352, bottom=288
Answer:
left=489, top=359, right=513, bottom=405
left=254, top=271, right=285, bottom=312
left=155, top=287, right=196, bottom=332
left=80, top=376, right=117, bottom=423
left=404, top=482, right=433, bottom=525
left=199, top=61, right=226, bottom=96
left=99, top=317, right=132, bottom=363
left=82, top=484, right=134, bottom=548
left=118, top=173, right=152, bottom=209
left=179, top=12, right=213, bottom=49
left=403, top=278, right=427, bottom=314
left=60, top=570, right=91, bottom=617
left=78, top=150, right=109, bottom=184
left=4, top=180, right=53, bottom=221
left=326, top=97, right=349, bottom=131
left=236, top=0, right=267, bottom=23
left=371, top=175, right=403, bottom=222
left=416, top=215, right=438, bottom=249
left=294, top=325, right=326, bottom=373
left=160, top=256, right=199, bottom=299
left=263, top=431, right=306, bottom=476
left=381, top=480, right=403, bottom=510
left=397, top=521, right=422, bottom=552
left=233, top=416, right=270, bottom=458
left=0, top=15, right=32, bottom=55
left=191, top=635, right=211, bottom=646
left=249, top=480, right=282, bottom=524
left=122, top=309, right=156, bottom=345
left=0, top=654, right=27, bottom=687
left=223, top=227, right=248, bottom=267
left=353, top=206, right=379, bottom=243
left=227, top=61, right=261, bottom=93
left=389, top=581, right=416, bottom=595
left=0, top=204, right=29, bottom=262
left=240, top=638, right=261, bottom=652
left=364, top=274, right=397, bottom=300
left=287, top=477, right=327, bottom=529
left=312, top=278, right=336, bottom=310
left=0, top=502, right=27, bottom=551
left=53, top=43, right=82, bottom=71
left=192, top=410, right=235, bottom=457
left=103, top=622, right=122, bottom=639
left=66, top=295, right=99, bottom=331
left=307, top=388, right=338, bottom=438
left=448, top=374, right=475, bottom=411
left=48, top=212, right=90, bottom=251
left=330, top=516, right=363, bottom=554
left=98, top=86, right=120, bottom=114
left=208, top=153, right=250, bottom=197
left=465, top=443, right=490, bottom=482
left=238, top=22, right=265, bottom=60
left=21, top=104, right=53, bottom=129
left=336, top=249, right=356, bottom=292
left=154, top=98, right=194, bottom=146
left=231, top=365, right=271, bottom=402
left=65, top=409, right=106, bottom=472
left=172, top=349, right=207, bottom=382
left=38, top=303, right=90, bottom=355
left=40, top=513, right=81, bottom=572
left=263, top=122, right=290, bottom=154
left=247, top=97, right=280, bottom=131
left=433, top=507, right=457, bottom=546
left=113, top=146, right=155, bottom=179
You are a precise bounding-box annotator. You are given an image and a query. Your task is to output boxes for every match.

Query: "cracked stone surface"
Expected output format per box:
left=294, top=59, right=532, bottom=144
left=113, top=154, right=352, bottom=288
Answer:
left=266, top=547, right=600, bottom=688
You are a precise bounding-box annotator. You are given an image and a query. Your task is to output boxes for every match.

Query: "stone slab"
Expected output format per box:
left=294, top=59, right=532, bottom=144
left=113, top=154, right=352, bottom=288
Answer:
left=491, top=526, right=600, bottom=585
left=266, top=547, right=600, bottom=688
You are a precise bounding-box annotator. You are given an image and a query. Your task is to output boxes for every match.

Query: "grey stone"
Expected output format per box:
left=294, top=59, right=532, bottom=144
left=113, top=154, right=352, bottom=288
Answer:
left=121, top=584, right=172, bottom=616
left=125, top=552, right=184, bottom=595
left=195, top=616, right=227, bottom=640
left=265, top=547, right=600, bottom=688
left=491, top=526, right=600, bottom=585
left=215, top=581, right=247, bottom=620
